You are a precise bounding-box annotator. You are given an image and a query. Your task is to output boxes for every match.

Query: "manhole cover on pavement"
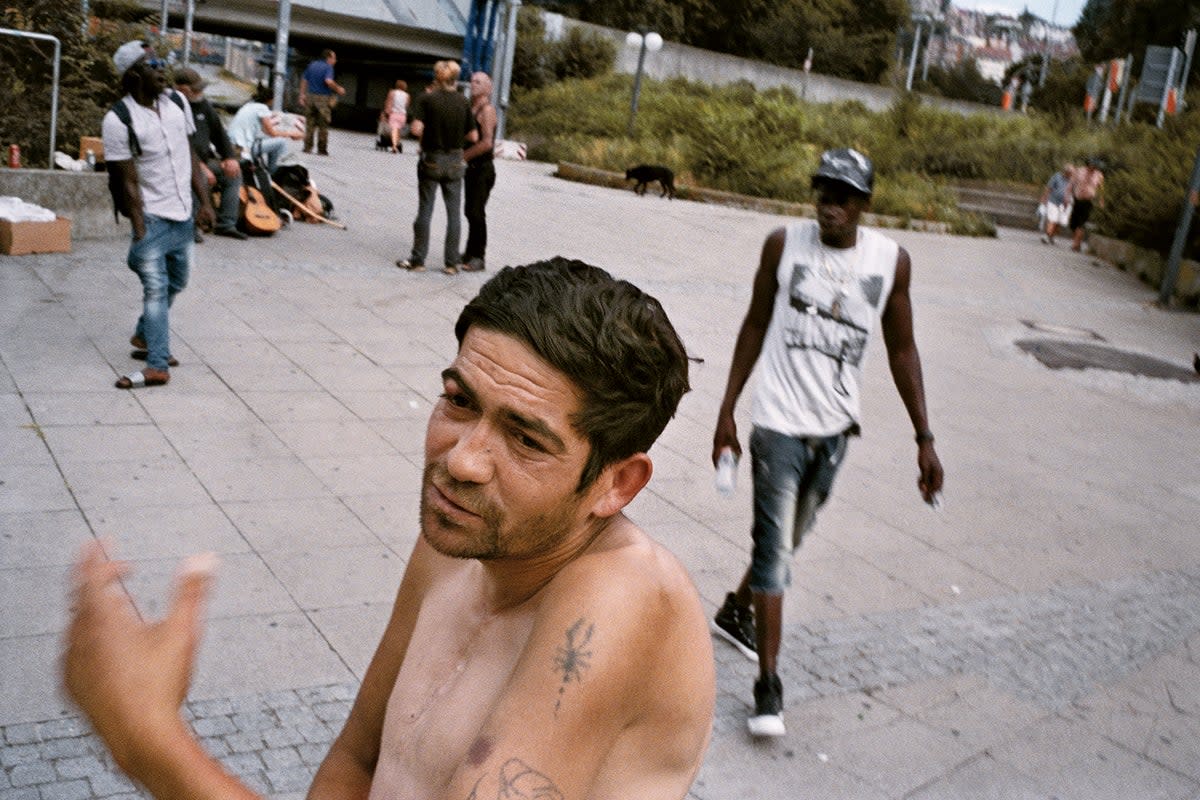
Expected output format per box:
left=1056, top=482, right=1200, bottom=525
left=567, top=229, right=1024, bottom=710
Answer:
left=1015, top=338, right=1200, bottom=382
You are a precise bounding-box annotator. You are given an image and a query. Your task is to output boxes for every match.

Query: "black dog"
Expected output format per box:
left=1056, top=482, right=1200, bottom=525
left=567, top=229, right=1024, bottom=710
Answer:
left=625, top=164, right=675, bottom=199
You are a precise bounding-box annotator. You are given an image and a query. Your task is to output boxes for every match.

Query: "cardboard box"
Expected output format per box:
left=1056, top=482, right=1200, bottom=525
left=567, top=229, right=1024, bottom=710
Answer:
left=79, top=136, right=104, bottom=163
left=0, top=216, right=72, bottom=255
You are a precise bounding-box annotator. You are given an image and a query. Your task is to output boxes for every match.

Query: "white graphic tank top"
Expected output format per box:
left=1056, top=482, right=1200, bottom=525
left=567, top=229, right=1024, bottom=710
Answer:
left=751, top=220, right=898, bottom=437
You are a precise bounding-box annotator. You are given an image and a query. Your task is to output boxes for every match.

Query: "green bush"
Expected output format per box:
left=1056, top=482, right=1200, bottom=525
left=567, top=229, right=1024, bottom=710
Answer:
left=1095, top=110, right=1200, bottom=254
left=917, top=58, right=1004, bottom=106
left=553, top=27, right=615, bottom=81
left=507, top=69, right=1198, bottom=245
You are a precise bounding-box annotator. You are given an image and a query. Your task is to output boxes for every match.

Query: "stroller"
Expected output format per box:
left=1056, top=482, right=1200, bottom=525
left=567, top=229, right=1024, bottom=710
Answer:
left=375, top=114, right=392, bottom=151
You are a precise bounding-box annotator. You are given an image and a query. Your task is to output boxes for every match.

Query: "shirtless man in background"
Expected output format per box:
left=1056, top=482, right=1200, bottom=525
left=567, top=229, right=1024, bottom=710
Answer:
left=63, top=258, right=715, bottom=800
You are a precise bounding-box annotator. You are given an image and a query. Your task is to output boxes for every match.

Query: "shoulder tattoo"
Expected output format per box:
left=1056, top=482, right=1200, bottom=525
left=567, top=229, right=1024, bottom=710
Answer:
left=553, top=617, right=595, bottom=714
left=467, top=758, right=563, bottom=800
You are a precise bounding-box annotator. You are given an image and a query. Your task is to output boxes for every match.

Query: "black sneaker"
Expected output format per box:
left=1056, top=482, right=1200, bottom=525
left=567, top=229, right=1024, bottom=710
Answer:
left=748, top=673, right=786, bottom=737
left=711, top=592, right=758, bottom=663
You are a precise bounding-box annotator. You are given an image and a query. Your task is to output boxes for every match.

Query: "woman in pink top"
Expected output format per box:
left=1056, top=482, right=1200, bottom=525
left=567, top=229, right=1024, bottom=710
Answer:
left=1068, top=157, right=1105, bottom=252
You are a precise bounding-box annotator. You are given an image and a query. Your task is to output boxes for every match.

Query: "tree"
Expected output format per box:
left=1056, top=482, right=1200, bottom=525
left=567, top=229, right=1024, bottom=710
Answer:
left=1074, top=0, right=1200, bottom=79
left=512, top=7, right=616, bottom=90
left=513, top=5, right=556, bottom=90
left=0, top=0, right=154, bottom=168
left=553, top=27, right=616, bottom=81
left=528, top=0, right=903, bottom=84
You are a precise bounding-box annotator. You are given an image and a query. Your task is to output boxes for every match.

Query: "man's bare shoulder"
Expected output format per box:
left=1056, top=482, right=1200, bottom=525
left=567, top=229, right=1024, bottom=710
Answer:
left=542, top=517, right=712, bottom=663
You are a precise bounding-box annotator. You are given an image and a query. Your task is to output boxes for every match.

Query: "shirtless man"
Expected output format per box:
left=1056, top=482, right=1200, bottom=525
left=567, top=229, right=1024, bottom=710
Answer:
left=62, top=258, right=715, bottom=800
left=1067, top=157, right=1105, bottom=252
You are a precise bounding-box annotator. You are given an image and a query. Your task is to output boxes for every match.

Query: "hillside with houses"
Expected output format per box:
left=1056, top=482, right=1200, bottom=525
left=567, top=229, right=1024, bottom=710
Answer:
left=914, top=0, right=1078, bottom=83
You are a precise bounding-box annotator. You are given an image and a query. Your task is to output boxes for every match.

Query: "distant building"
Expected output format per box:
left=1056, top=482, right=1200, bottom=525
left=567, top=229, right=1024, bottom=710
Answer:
left=914, top=3, right=1077, bottom=85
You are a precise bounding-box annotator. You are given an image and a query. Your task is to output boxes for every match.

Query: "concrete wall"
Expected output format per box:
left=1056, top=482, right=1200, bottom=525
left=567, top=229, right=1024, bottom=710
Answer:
left=0, top=169, right=125, bottom=241
left=1089, top=233, right=1200, bottom=307
left=555, top=16, right=1001, bottom=117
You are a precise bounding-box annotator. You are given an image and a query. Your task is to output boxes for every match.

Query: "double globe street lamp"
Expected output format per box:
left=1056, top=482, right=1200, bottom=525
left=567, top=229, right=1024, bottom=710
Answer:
left=625, top=29, right=663, bottom=136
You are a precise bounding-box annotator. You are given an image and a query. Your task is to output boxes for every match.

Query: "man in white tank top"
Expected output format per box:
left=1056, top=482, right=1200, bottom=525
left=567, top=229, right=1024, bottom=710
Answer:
left=710, top=148, right=944, bottom=737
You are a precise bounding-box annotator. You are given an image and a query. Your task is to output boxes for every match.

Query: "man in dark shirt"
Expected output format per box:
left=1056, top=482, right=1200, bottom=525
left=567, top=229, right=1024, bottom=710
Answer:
left=173, top=68, right=246, bottom=240
left=396, top=60, right=477, bottom=275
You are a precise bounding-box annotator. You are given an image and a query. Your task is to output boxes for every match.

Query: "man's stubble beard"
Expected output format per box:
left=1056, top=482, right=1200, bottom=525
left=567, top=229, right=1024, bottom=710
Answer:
left=421, top=463, right=503, bottom=559
left=419, top=462, right=582, bottom=562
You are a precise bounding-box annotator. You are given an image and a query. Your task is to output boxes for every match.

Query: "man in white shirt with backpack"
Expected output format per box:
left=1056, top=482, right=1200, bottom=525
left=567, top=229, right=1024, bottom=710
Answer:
left=102, top=40, right=214, bottom=389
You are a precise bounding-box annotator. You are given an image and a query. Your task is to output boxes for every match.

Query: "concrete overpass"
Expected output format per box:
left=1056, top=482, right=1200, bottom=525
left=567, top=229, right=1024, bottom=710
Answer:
left=142, top=0, right=472, bottom=128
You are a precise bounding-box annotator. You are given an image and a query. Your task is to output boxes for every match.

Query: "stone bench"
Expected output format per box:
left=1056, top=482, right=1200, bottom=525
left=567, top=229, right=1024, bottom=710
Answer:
left=0, top=168, right=126, bottom=241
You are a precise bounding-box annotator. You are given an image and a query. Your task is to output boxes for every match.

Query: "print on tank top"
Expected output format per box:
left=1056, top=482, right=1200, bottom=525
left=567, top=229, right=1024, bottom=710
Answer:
left=782, top=255, right=884, bottom=388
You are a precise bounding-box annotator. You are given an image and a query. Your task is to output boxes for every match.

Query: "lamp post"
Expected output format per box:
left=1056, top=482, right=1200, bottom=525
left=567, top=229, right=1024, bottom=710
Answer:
left=905, top=13, right=929, bottom=91
left=626, top=29, right=662, bottom=136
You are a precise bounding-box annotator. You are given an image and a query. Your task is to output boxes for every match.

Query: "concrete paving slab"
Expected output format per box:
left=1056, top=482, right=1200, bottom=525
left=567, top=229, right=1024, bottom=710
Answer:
left=219, top=497, right=378, bottom=553
left=2, top=127, right=1199, bottom=797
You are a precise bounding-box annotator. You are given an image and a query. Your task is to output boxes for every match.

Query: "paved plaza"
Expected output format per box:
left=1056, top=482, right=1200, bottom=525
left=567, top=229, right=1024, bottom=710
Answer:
left=2, top=128, right=1199, bottom=799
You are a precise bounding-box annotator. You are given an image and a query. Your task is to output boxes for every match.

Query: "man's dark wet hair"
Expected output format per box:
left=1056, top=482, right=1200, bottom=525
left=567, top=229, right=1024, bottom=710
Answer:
left=454, top=257, right=691, bottom=491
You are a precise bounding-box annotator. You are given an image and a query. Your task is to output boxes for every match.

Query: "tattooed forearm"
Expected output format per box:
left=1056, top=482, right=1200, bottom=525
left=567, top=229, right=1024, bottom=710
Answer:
left=467, top=757, right=563, bottom=800
left=553, top=617, right=594, bottom=713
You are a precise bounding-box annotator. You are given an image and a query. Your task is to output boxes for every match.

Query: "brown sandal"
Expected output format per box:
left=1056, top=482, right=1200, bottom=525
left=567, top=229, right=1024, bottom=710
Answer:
left=115, top=368, right=170, bottom=389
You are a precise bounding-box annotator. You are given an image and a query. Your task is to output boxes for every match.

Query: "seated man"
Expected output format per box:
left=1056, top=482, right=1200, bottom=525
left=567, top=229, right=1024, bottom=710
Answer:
left=227, top=84, right=303, bottom=174
left=63, top=258, right=716, bottom=800
left=172, top=67, right=246, bottom=240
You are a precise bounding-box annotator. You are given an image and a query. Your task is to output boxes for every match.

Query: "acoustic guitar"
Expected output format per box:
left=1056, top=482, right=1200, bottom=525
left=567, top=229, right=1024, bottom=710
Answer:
left=238, top=184, right=281, bottom=235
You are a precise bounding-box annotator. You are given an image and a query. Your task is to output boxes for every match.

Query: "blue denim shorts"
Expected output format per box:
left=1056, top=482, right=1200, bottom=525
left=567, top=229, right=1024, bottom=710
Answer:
left=748, top=425, right=848, bottom=594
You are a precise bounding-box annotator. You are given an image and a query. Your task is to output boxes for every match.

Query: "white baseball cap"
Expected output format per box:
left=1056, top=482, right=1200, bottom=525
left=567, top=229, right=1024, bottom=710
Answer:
left=113, top=40, right=150, bottom=76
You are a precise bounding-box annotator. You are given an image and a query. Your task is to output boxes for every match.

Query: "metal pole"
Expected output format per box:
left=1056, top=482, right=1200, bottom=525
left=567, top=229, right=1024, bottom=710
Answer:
left=182, top=0, right=194, bottom=66
left=80, top=0, right=89, bottom=36
left=627, top=36, right=648, bottom=136
left=0, top=28, right=59, bottom=168
left=1114, top=53, right=1133, bottom=124
left=905, top=22, right=923, bottom=91
left=272, top=0, right=291, bottom=112
left=494, top=0, right=520, bottom=142
left=1159, top=143, right=1200, bottom=306
left=160, top=0, right=168, bottom=42
left=921, top=25, right=933, bottom=82
left=1181, top=29, right=1197, bottom=105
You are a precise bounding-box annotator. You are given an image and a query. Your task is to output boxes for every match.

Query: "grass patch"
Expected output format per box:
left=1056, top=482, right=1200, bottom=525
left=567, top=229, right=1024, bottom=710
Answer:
left=509, top=73, right=1200, bottom=247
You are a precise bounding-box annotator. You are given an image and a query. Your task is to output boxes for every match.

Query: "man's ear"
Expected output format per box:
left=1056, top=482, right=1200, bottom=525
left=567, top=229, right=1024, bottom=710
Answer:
left=589, top=453, right=653, bottom=518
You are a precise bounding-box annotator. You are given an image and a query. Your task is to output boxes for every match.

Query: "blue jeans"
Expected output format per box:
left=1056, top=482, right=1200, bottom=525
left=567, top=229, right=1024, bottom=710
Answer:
left=748, top=426, right=848, bottom=594
left=410, top=152, right=465, bottom=268
left=250, top=138, right=289, bottom=174
left=127, top=215, right=192, bottom=371
left=195, top=159, right=242, bottom=231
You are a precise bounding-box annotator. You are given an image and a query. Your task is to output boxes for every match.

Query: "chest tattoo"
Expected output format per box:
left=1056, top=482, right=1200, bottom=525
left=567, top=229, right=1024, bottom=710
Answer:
left=467, top=758, right=563, bottom=799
